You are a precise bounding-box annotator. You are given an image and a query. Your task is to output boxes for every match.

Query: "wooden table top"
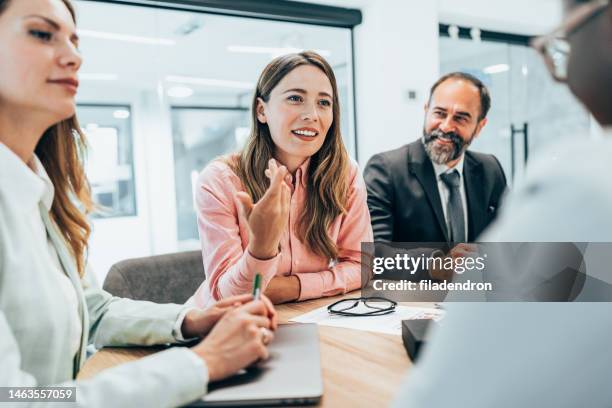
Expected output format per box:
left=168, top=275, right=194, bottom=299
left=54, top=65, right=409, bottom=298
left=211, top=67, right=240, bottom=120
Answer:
left=78, top=292, right=429, bottom=407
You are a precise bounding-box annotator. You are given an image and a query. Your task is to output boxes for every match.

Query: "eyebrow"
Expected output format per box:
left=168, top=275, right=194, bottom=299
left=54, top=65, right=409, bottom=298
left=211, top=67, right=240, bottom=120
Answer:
left=24, top=15, right=80, bottom=43
left=433, top=106, right=472, bottom=119
left=283, top=88, right=333, bottom=99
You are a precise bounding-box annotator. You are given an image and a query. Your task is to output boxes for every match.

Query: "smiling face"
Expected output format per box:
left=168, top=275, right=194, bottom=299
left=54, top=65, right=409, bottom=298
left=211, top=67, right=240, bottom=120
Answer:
left=423, top=78, right=487, bottom=166
left=0, top=0, right=81, bottom=123
left=256, top=64, right=334, bottom=171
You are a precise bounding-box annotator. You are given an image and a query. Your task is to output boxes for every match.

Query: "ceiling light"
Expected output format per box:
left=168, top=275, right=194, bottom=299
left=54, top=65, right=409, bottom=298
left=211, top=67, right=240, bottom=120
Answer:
left=522, top=65, right=529, bottom=76
left=167, top=86, right=194, bottom=98
left=166, top=75, right=253, bottom=90
left=78, top=29, right=175, bottom=45
left=79, top=73, right=118, bottom=81
left=113, top=109, right=130, bottom=119
left=483, top=64, right=510, bottom=74
left=470, top=27, right=481, bottom=42
left=227, top=45, right=331, bottom=58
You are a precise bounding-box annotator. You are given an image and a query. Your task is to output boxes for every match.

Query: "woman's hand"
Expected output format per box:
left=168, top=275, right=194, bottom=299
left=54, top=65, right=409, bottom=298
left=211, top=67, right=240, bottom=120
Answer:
left=191, top=300, right=276, bottom=381
left=181, top=294, right=278, bottom=339
left=264, top=275, right=301, bottom=304
left=236, top=159, right=291, bottom=260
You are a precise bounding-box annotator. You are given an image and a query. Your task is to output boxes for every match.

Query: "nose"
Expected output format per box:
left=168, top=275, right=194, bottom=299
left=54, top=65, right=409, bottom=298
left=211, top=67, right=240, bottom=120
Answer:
left=58, top=41, right=82, bottom=72
left=438, top=116, right=455, bottom=133
left=300, top=101, right=318, bottom=122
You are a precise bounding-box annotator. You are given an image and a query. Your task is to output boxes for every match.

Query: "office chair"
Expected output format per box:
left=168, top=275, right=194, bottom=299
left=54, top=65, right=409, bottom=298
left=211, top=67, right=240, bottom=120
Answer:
left=103, top=250, right=205, bottom=304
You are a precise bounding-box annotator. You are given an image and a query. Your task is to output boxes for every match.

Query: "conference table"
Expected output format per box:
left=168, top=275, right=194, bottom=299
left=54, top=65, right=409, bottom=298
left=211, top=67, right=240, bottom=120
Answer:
left=78, top=292, right=431, bottom=407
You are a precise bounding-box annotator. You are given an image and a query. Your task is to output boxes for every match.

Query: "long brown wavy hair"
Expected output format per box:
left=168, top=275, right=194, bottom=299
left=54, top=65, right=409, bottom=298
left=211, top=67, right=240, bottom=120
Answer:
left=1, top=0, right=93, bottom=276
left=228, top=52, right=350, bottom=260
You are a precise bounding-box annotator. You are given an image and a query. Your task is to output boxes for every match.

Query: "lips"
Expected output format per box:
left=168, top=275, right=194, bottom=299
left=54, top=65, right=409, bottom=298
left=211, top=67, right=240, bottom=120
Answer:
left=48, top=78, right=79, bottom=92
left=435, top=137, right=453, bottom=145
left=291, top=127, right=319, bottom=141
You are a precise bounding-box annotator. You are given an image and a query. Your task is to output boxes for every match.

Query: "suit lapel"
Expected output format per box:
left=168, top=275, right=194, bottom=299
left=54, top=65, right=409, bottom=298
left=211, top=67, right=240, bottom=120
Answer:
left=463, top=153, right=486, bottom=241
left=409, top=142, right=449, bottom=242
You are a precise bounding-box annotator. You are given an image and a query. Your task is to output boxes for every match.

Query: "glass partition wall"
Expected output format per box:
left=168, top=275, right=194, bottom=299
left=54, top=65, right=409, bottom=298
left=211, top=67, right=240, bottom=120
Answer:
left=74, top=0, right=358, bottom=282
left=439, top=26, right=591, bottom=186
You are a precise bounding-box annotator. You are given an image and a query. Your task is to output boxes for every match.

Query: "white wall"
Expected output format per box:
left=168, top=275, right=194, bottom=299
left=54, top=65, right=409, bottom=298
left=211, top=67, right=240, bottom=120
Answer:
left=353, top=0, right=440, bottom=165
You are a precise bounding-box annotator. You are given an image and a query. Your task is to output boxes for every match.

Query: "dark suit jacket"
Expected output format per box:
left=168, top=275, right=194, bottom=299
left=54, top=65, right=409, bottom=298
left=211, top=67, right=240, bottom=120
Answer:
left=364, top=140, right=507, bottom=244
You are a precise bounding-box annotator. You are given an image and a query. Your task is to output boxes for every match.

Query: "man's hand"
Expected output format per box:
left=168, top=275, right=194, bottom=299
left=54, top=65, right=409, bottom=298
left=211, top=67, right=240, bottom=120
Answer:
left=449, top=243, right=479, bottom=259
left=191, top=300, right=276, bottom=381
left=428, top=244, right=481, bottom=281
left=182, top=294, right=277, bottom=339
left=264, top=275, right=301, bottom=304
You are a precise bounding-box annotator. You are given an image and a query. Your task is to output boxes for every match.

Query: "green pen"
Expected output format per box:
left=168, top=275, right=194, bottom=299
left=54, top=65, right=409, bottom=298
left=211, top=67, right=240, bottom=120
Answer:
left=252, top=273, right=262, bottom=300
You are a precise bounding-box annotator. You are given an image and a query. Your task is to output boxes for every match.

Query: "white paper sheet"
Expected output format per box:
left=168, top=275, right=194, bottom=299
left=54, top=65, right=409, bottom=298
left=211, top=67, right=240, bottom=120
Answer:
left=289, top=304, right=445, bottom=336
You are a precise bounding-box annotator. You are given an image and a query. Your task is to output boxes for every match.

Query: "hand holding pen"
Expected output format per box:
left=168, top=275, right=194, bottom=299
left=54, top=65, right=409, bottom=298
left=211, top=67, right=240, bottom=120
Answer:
left=190, top=280, right=277, bottom=381
left=253, top=273, right=274, bottom=345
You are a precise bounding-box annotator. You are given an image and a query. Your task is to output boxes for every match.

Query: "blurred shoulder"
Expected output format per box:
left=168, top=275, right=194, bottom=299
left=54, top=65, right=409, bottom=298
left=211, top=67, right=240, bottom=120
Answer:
left=483, top=138, right=612, bottom=241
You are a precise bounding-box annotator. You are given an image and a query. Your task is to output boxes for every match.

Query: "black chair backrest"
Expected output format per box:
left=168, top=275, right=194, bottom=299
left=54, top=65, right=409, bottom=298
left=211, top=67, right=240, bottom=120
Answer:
left=103, top=250, right=205, bottom=304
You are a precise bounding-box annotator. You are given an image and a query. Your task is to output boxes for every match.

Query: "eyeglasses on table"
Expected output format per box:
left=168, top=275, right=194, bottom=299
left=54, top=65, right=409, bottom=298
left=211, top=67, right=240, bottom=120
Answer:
left=327, top=296, right=397, bottom=317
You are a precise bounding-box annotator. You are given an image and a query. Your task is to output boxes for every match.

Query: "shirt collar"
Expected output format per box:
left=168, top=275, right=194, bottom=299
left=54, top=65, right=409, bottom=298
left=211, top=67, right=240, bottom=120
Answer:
left=296, top=158, right=310, bottom=188
left=272, top=157, right=310, bottom=188
left=0, top=143, right=54, bottom=212
left=432, top=153, right=466, bottom=179
left=29, top=154, right=55, bottom=211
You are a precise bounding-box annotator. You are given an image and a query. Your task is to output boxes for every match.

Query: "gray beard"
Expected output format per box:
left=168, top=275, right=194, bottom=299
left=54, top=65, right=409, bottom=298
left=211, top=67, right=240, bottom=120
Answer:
left=422, top=129, right=471, bottom=165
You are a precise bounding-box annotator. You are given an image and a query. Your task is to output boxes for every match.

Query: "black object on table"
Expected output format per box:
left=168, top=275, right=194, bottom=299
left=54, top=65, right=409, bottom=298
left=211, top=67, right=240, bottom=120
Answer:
left=401, top=319, right=436, bottom=361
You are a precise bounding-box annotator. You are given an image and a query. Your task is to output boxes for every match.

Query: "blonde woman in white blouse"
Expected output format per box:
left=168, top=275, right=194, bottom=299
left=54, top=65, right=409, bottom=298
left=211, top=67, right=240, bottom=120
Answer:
left=0, top=0, right=277, bottom=406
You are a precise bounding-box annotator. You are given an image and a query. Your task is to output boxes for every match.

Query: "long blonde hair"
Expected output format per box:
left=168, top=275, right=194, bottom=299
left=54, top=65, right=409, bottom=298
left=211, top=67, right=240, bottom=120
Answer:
left=36, top=118, right=93, bottom=277
left=0, top=0, right=94, bottom=276
left=229, top=52, right=350, bottom=260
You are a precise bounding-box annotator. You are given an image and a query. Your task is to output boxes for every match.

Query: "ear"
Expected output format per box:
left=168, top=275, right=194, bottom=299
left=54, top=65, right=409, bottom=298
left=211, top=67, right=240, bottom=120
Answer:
left=424, top=102, right=429, bottom=114
left=473, top=117, right=488, bottom=139
left=256, top=97, right=267, bottom=124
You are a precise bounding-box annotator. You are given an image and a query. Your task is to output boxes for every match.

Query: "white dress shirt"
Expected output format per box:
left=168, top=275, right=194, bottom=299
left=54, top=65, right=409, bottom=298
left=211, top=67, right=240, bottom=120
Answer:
left=432, top=154, right=468, bottom=241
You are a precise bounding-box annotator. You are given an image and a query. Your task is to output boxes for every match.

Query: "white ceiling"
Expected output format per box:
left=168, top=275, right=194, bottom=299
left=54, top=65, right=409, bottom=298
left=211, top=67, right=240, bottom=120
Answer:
left=300, top=0, right=563, bottom=35
left=73, top=1, right=352, bottom=103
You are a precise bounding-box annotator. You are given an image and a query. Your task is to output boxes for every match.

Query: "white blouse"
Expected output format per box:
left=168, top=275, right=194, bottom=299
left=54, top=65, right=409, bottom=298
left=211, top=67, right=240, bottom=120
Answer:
left=1, top=142, right=208, bottom=407
left=29, top=157, right=83, bottom=358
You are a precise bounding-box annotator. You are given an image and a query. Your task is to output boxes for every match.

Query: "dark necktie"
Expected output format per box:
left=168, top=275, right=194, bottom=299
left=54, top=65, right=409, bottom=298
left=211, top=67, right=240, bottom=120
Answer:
left=440, top=170, right=465, bottom=242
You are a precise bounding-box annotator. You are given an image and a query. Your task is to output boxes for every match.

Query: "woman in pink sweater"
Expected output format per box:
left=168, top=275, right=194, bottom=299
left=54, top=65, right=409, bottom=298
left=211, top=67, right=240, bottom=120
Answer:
left=191, top=51, right=373, bottom=306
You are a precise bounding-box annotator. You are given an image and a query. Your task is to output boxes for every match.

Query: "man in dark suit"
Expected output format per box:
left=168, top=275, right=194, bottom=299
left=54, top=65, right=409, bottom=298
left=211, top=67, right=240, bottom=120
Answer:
left=365, top=72, right=507, bottom=246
